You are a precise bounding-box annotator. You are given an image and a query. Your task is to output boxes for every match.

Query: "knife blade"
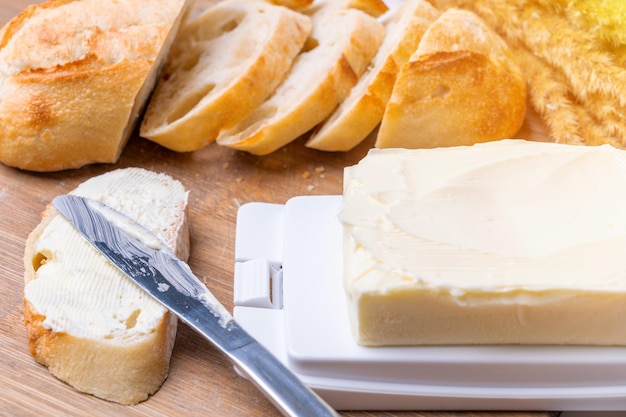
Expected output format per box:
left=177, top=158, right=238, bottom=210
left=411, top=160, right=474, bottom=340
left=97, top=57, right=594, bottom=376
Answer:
left=51, top=194, right=339, bottom=417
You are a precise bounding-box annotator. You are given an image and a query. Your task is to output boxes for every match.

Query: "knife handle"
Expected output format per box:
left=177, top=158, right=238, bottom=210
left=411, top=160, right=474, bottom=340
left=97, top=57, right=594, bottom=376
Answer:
left=223, top=322, right=340, bottom=417
left=180, top=297, right=339, bottom=417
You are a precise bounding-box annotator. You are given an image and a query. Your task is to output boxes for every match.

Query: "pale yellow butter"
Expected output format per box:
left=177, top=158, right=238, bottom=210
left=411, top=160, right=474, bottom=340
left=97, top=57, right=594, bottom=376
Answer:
left=340, top=140, right=626, bottom=346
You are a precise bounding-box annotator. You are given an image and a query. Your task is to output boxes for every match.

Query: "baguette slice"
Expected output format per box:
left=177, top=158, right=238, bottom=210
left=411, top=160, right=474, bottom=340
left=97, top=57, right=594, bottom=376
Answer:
left=140, top=0, right=312, bottom=152
left=216, top=0, right=385, bottom=155
left=376, top=8, right=527, bottom=149
left=0, top=0, right=190, bottom=171
left=23, top=168, right=190, bottom=405
left=306, top=0, right=439, bottom=151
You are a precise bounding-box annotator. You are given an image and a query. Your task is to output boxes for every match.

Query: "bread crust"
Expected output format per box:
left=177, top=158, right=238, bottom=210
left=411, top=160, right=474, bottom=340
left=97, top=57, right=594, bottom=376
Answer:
left=24, top=300, right=177, bottom=405
left=0, top=0, right=190, bottom=171
left=1, top=59, right=151, bottom=171
left=23, top=168, right=189, bottom=405
left=140, top=0, right=313, bottom=152
left=268, top=0, right=313, bottom=9
left=376, top=8, right=527, bottom=149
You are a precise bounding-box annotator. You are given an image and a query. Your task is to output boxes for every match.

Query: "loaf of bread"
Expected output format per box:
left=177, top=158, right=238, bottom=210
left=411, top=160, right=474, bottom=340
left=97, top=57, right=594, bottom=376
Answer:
left=306, top=0, right=440, bottom=151
left=140, top=0, right=312, bottom=152
left=216, top=0, right=385, bottom=155
left=376, top=8, right=527, bottom=149
left=0, top=0, right=190, bottom=171
left=23, top=168, right=189, bottom=404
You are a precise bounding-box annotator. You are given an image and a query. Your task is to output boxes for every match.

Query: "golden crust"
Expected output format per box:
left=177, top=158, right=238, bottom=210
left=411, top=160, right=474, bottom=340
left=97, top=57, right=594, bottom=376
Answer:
left=0, top=0, right=190, bottom=171
left=376, top=9, right=527, bottom=149
left=268, top=0, right=314, bottom=9
left=0, top=59, right=151, bottom=171
left=24, top=300, right=176, bottom=405
left=432, top=0, right=626, bottom=148
left=23, top=238, right=178, bottom=406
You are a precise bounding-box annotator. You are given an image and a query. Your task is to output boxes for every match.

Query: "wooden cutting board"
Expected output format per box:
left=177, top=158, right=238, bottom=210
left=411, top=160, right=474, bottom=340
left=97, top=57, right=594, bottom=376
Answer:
left=0, top=1, right=557, bottom=416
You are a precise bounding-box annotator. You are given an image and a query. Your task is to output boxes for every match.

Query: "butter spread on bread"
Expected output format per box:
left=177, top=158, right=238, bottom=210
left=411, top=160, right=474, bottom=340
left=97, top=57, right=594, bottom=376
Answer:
left=376, top=8, right=526, bottom=149
left=0, top=0, right=190, bottom=171
left=140, top=0, right=312, bottom=152
left=216, top=0, right=385, bottom=155
left=306, top=0, right=440, bottom=151
left=23, top=168, right=189, bottom=404
left=341, top=141, right=626, bottom=346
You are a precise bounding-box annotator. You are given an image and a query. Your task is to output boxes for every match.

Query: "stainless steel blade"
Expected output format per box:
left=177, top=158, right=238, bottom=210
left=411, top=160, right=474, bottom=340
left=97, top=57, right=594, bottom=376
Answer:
left=52, top=194, right=339, bottom=417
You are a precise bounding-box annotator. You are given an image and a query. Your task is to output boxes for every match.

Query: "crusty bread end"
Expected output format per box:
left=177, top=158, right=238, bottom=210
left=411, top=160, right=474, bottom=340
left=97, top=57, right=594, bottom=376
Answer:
left=376, top=8, right=527, bottom=149
left=0, top=0, right=190, bottom=171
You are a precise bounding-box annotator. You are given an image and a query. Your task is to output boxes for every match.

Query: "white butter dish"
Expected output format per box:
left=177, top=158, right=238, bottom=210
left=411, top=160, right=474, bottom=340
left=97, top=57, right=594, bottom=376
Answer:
left=233, top=195, right=626, bottom=410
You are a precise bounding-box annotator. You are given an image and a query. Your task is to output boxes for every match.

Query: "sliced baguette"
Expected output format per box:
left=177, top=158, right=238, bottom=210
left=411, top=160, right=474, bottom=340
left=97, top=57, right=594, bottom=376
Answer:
left=23, top=168, right=190, bottom=405
left=0, top=0, right=190, bottom=171
left=376, top=8, right=527, bottom=149
left=139, top=0, right=312, bottom=152
left=306, top=0, right=439, bottom=151
left=216, top=0, right=385, bottom=155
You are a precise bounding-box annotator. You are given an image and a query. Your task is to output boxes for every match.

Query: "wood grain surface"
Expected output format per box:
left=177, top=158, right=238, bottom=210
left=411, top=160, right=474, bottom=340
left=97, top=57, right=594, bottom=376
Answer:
left=0, top=1, right=559, bottom=416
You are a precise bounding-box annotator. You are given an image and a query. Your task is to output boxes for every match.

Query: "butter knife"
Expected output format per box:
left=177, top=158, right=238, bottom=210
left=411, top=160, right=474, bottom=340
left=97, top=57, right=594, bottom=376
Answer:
left=52, top=195, right=339, bottom=417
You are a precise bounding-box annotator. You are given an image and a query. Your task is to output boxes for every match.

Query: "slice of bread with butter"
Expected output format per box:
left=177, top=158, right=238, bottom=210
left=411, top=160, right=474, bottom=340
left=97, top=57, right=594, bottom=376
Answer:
left=23, top=168, right=189, bottom=404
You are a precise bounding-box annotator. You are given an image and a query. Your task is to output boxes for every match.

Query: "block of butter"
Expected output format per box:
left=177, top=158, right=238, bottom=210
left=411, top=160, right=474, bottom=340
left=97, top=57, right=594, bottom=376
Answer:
left=340, top=140, right=626, bottom=346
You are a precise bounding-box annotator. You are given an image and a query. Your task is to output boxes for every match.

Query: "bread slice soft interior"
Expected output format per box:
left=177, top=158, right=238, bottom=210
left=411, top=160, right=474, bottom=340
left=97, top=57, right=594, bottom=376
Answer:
left=23, top=168, right=189, bottom=405
left=140, top=0, right=312, bottom=152
left=216, top=0, right=385, bottom=155
left=0, top=0, right=190, bottom=172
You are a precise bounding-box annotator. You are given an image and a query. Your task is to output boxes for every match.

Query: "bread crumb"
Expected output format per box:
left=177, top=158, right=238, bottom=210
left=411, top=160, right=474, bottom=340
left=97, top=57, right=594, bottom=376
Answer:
left=307, top=184, right=315, bottom=191
left=315, top=166, right=325, bottom=174
left=236, top=177, right=243, bottom=183
left=222, top=162, right=230, bottom=169
left=302, top=171, right=312, bottom=179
